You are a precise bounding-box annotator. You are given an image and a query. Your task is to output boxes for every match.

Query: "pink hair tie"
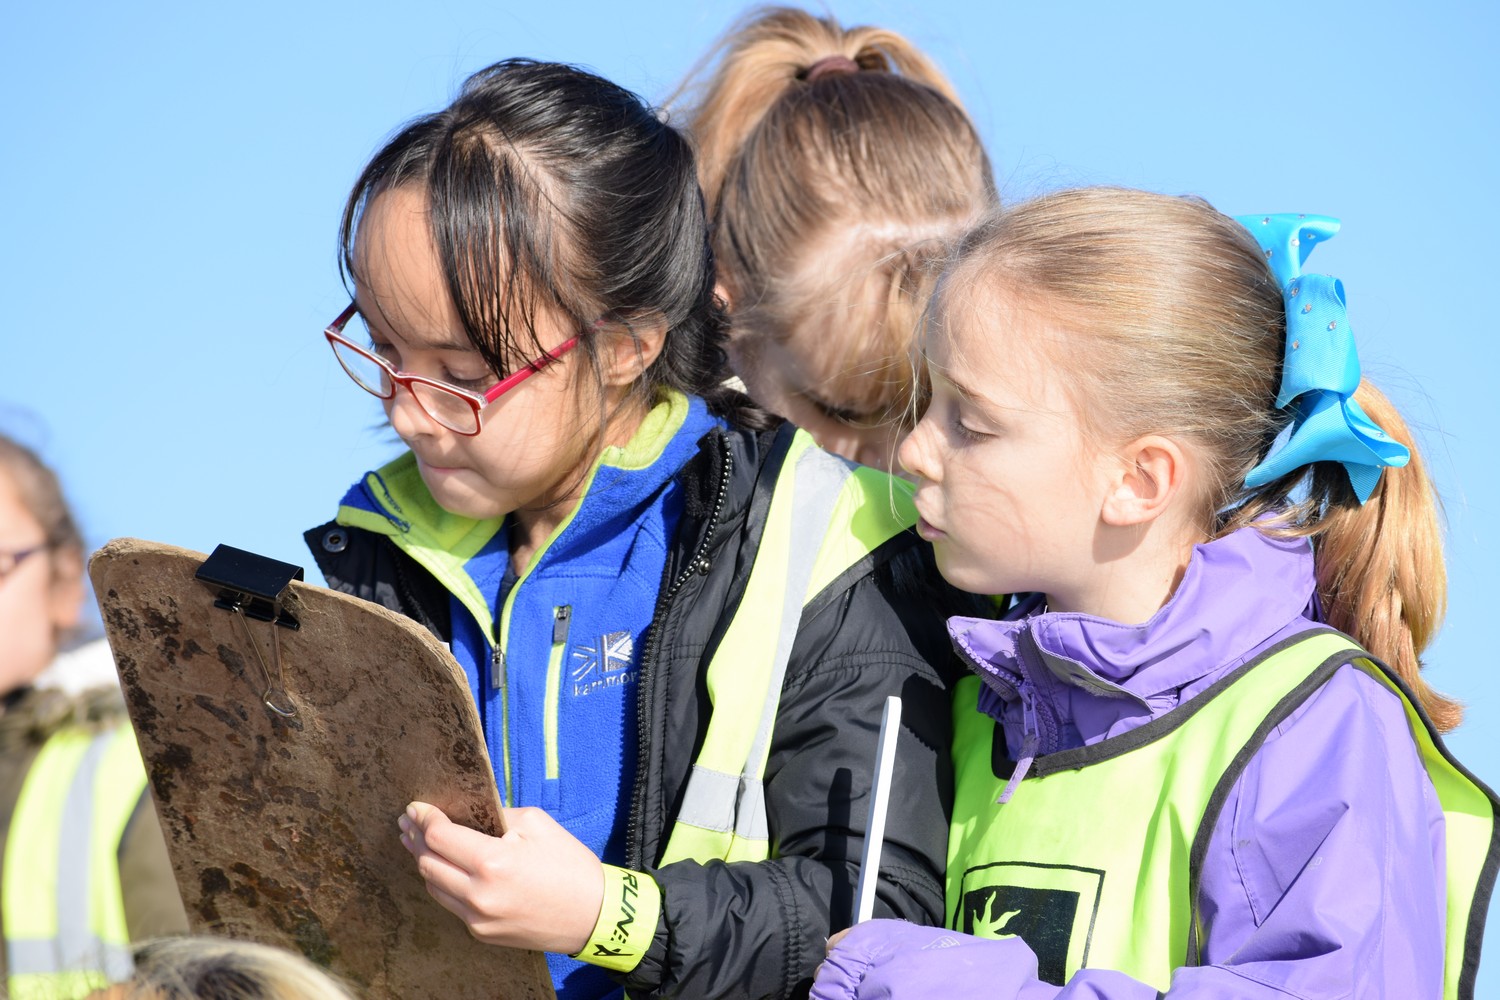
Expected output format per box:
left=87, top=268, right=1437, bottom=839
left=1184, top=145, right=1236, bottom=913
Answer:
left=804, top=54, right=861, bottom=83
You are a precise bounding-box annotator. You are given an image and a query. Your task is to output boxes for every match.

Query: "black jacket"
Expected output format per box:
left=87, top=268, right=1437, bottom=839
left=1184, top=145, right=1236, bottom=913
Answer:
left=308, top=421, right=978, bottom=1000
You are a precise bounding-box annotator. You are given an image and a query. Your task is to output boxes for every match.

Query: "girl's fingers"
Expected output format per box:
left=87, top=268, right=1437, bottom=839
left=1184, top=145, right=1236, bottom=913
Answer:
left=398, top=806, right=480, bottom=900
left=412, top=841, right=477, bottom=902
left=398, top=801, right=601, bottom=952
left=397, top=813, right=426, bottom=856
left=405, top=801, right=500, bottom=870
left=400, top=802, right=515, bottom=916
left=422, top=878, right=483, bottom=927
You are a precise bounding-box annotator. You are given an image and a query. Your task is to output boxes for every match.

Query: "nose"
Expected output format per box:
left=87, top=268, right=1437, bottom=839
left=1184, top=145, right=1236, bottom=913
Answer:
left=897, top=415, right=936, bottom=483
left=385, top=384, right=439, bottom=441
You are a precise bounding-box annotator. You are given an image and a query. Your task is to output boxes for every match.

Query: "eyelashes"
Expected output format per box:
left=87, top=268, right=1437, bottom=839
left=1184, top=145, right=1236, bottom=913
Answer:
left=952, top=417, right=991, bottom=442
left=367, top=337, right=493, bottom=391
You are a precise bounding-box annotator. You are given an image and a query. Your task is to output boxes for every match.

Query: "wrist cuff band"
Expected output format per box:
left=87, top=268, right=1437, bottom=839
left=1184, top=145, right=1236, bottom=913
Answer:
left=572, top=865, right=661, bottom=973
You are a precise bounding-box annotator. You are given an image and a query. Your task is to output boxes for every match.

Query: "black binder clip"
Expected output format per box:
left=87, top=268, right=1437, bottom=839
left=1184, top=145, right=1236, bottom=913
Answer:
left=196, top=545, right=303, bottom=718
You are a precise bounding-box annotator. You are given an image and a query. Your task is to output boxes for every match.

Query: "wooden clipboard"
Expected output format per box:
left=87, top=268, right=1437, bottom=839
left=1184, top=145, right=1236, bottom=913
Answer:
left=90, top=537, right=555, bottom=1000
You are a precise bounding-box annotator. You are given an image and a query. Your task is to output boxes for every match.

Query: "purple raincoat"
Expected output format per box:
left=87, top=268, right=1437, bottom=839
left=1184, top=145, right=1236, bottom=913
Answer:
left=813, top=526, right=1448, bottom=999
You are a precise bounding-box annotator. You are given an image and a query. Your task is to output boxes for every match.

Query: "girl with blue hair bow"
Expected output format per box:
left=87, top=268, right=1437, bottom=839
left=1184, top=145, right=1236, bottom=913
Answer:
left=812, top=188, right=1497, bottom=999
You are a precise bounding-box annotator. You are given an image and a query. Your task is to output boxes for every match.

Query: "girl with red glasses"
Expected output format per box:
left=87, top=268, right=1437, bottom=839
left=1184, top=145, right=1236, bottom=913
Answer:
left=308, top=58, right=978, bottom=1000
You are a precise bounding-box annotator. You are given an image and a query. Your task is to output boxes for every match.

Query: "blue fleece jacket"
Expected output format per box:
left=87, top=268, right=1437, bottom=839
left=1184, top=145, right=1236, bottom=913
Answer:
left=333, top=392, right=721, bottom=999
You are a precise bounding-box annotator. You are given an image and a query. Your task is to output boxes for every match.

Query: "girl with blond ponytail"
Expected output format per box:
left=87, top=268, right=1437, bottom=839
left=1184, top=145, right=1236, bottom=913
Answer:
left=676, top=6, right=996, bottom=470
left=811, top=191, right=1498, bottom=1000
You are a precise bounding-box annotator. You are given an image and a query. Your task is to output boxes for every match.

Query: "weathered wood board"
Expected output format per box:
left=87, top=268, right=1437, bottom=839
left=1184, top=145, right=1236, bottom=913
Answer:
left=90, top=537, right=555, bottom=1000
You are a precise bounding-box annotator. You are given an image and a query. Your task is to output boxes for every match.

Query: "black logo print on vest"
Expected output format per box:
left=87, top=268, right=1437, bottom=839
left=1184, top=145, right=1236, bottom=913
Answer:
left=956, top=862, right=1105, bottom=985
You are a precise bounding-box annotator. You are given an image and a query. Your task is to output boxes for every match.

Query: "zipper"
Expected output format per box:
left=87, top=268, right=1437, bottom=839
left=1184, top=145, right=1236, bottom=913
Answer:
left=997, top=680, right=1040, bottom=805
left=1015, top=634, right=1060, bottom=759
left=627, top=431, right=733, bottom=869
left=545, top=605, right=572, bottom=782
left=489, top=642, right=513, bottom=806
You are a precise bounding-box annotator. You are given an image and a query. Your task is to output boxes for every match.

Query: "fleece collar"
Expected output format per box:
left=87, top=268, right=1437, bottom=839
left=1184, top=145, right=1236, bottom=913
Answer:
left=334, top=391, right=717, bottom=635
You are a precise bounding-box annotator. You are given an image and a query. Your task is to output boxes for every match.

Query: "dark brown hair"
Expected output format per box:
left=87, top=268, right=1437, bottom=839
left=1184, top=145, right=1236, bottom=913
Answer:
left=341, top=58, right=758, bottom=426
left=0, top=433, right=83, bottom=567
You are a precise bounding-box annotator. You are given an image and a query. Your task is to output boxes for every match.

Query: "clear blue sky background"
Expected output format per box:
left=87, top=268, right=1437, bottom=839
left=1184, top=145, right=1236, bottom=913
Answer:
left=4, top=0, right=1496, bottom=988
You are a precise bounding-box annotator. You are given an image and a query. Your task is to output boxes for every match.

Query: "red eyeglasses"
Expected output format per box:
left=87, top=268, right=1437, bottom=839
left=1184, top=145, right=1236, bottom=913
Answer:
left=323, top=303, right=579, bottom=436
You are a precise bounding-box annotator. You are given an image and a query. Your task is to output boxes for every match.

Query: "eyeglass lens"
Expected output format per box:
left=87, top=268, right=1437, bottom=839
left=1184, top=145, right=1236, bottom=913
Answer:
left=329, top=337, right=394, bottom=398
left=0, top=546, right=42, bottom=582
left=406, top=383, right=482, bottom=434
left=329, top=333, right=484, bottom=435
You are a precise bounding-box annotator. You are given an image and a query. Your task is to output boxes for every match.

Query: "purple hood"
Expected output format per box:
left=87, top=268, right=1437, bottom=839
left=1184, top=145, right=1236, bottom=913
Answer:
left=948, top=526, right=1321, bottom=758
left=810, top=523, right=1452, bottom=998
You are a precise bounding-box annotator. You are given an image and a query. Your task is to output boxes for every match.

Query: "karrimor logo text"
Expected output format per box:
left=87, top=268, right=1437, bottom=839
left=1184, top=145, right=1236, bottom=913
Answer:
left=571, top=631, right=636, bottom=697
left=955, top=861, right=1104, bottom=985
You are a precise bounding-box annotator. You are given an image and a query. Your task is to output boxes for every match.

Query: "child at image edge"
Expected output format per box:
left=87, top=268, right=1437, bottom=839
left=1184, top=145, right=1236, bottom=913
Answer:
left=811, top=190, right=1498, bottom=999
left=306, top=59, right=974, bottom=1000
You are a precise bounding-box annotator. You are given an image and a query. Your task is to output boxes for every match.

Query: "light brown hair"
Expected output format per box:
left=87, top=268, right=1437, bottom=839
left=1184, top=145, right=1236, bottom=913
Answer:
left=0, top=433, right=83, bottom=567
left=944, top=187, right=1458, bottom=730
left=676, top=5, right=996, bottom=412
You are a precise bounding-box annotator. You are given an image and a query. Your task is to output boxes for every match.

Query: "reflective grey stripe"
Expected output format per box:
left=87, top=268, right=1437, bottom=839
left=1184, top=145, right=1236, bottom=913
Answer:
left=8, top=730, right=133, bottom=982
left=56, top=730, right=112, bottom=968
left=675, top=446, right=854, bottom=840
left=676, top=765, right=742, bottom=834
left=740, top=448, right=852, bottom=783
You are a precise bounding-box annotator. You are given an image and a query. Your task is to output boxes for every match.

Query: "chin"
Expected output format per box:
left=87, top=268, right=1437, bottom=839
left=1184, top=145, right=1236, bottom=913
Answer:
left=423, top=475, right=507, bottom=522
left=934, top=545, right=1025, bottom=599
left=931, top=546, right=992, bottom=596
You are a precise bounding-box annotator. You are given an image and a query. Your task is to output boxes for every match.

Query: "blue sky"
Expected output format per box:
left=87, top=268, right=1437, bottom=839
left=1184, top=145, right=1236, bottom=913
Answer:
left=4, top=0, right=1496, bottom=987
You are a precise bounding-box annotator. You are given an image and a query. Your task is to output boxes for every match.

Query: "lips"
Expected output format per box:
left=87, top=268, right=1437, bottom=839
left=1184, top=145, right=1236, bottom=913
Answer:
left=414, top=454, right=465, bottom=475
left=915, top=516, right=945, bottom=541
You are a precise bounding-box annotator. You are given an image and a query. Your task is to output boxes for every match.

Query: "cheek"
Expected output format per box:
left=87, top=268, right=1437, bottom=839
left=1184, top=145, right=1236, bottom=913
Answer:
left=939, top=444, right=1038, bottom=535
left=0, top=577, right=61, bottom=691
left=470, top=379, right=598, bottom=474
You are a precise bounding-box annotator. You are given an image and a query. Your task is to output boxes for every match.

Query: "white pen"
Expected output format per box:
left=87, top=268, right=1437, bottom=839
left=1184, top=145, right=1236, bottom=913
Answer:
left=853, top=694, right=903, bottom=924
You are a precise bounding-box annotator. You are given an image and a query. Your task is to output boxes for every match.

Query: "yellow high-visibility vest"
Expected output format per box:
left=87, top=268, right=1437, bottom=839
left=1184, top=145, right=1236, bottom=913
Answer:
left=4, top=722, right=146, bottom=1000
left=947, top=630, right=1499, bottom=999
left=659, top=430, right=917, bottom=865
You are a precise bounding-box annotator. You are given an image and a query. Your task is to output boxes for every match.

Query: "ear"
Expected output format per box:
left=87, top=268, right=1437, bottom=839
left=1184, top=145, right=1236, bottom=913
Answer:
left=715, top=280, right=747, bottom=342
left=599, top=315, right=668, bottom=388
left=1100, top=435, right=1188, bottom=527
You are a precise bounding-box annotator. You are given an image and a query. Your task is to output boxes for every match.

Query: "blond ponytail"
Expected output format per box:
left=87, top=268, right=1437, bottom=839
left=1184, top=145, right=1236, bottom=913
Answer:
left=1301, top=384, right=1459, bottom=730
left=673, top=6, right=994, bottom=417
left=675, top=6, right=966, bottom=211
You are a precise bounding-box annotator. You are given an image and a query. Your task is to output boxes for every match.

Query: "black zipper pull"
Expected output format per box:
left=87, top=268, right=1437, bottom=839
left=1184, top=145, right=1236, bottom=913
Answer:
left=553, top=605, right=572, bottom=644
left=491, top=645, right=505, bottom=689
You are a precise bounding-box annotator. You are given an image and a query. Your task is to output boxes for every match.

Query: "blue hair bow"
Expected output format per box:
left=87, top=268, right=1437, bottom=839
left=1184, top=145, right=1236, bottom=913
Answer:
left=1235, top=214, right=1409, bottom=502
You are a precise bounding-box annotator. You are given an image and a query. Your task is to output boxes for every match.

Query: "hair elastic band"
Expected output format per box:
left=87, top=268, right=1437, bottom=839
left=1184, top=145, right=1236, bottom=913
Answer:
left=804, top=54, right=861, bottom=83
left=1236, top=213, right=1409, bottom=503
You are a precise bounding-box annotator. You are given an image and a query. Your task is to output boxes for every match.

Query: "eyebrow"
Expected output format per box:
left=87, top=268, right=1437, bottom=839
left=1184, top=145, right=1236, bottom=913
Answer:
left=938, top=368, right=985, bottom=406
left=801, top=387, right=878, bottom=419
